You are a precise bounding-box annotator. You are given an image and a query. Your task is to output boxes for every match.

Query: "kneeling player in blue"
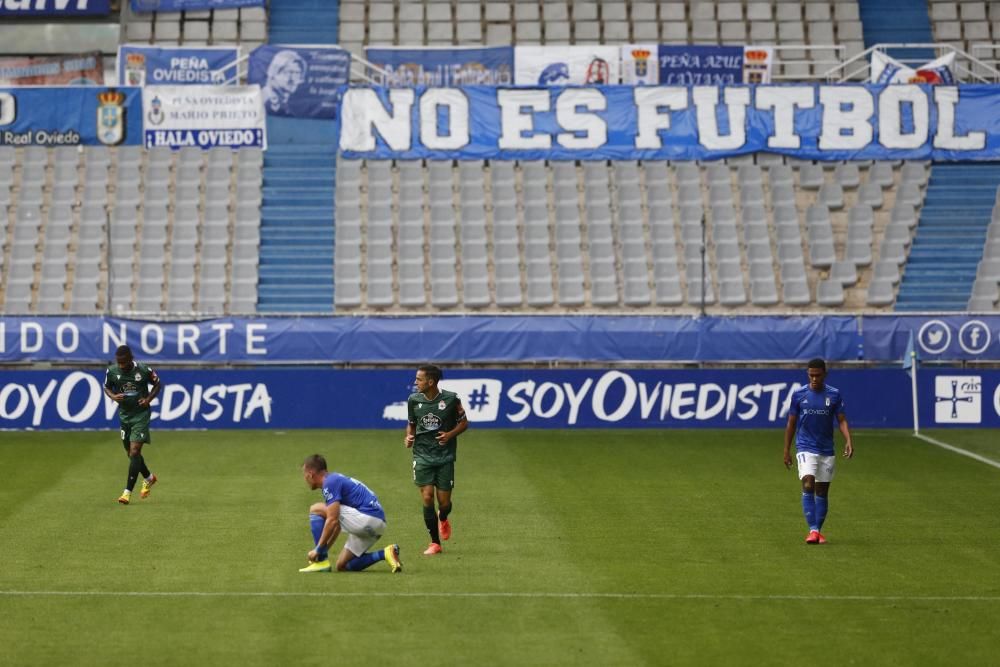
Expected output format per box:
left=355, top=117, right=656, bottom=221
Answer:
left=299, top=454, right=402, bottom=573
left=783, top=359, right=855, bottom=545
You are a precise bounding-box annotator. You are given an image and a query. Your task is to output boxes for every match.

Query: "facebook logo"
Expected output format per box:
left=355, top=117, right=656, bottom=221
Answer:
left=439, top=379, right=503, bottom=422
left=934, top=376, right=982, bottom=424
left=958, top=320, right=992, bottom=355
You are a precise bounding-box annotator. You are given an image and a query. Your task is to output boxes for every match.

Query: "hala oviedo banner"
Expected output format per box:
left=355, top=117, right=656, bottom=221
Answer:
left=338, top=84, right=997, bottom=161
left=142, top=85, right=266, bottom=149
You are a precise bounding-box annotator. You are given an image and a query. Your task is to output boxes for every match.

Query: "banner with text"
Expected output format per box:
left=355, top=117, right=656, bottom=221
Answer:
left=0, top=0, right=110, bottom=15
left=130, top=0, right=263, bottom=11
left=5, top=367, right=998, bottom=430
left=0, top=87, right=141, bottom=147
left=118, top=45, right=239, bottom=87
left=0, top=315, right=858, bottom=364
left=247, top=45, right=350, bottom=118
left=862, top=314, right=1000, bottom=362
left=0, top=53, right=103, bottom=86
left=338, top=84, right=999, bottom=161
left=364, top=46, right=513, bottom=87
left=514, top=46, right=621, bottom=85
left=142, top=85, right=266, bottom=149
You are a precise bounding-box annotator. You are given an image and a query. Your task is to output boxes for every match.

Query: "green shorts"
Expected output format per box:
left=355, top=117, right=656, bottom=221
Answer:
left=120, top=413, right=151, bottom=447
left=413, top=460, right=454, bottom=490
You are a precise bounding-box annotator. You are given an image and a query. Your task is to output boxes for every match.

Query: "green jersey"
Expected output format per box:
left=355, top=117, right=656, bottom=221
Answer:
left=104, top=361, right=159, bottom=420
left=408, top=389, right=465, bottom=465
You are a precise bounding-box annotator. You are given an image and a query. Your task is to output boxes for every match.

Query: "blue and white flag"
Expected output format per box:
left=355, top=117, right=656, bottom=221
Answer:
left=872, top=51, right=956, bottom=85
left=0, top=87, right=142, bottom=146
left=142, top=85, right=266, bottom=149
left=248, top=45, right=350, bottom=118
left=364, top=46, right=514, bottom=87
left=131, top=0, right=263, bottom=11
left=118, top=45, right=240, bottom=87
left=658, top=45, right=745, bottom=85
left=903, top=330, right=918, bottom=377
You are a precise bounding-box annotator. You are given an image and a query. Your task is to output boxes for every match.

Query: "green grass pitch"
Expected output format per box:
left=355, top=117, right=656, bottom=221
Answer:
left=1, top=428, right=998, bottom=666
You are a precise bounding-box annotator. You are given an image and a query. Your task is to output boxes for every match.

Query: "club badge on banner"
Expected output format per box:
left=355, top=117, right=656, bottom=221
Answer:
left=0, top=87, right=141, bottom=146
left=0, top=0, right=110, bottom=15
left=117, top=45, right=240, bottom=87
left=130, top=0, right=263, bottom=12
left=364, top=46, right=513, bottom=87
left=515, top=46, right=620, bottom=85
left=247, top=45, right=350, bottom=118
left=0, top=53, right=104, bottom=86
left=142, top=85, right=266, bottom=149
left=871, top=51, right=955, bottom=85
left=621, top=44, right=659, bottom=85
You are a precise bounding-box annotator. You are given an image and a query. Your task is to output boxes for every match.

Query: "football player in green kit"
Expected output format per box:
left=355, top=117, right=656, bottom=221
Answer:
left=104, top=345, right=161, bottom=505
left=405, top=365, right=468, bottom=555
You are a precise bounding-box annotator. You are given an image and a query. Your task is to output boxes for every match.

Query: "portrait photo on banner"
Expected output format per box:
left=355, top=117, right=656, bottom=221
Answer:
left=248, top=45, right=350, bottom=119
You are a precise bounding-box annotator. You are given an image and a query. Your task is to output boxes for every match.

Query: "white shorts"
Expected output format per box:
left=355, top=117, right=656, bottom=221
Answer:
left=339, top=506, right=386, bottom=556
left=796, top=452, right=836, bottom=483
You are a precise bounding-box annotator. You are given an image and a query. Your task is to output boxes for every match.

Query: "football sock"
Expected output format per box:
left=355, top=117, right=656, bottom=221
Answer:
left=309, top=514, right=325, bottom=546
left=126, top=455, right=142, bottom=492
left=423, top=505, right=440, bottom=544
left=801, top=492, right=817, bottom=531
left=438, top=502, right=452, bottom=522
left=345, top=550, right=385, bottom=572
left=137, top=455, right=150, bottom=479
left=814, top=495, right=829, bottom=531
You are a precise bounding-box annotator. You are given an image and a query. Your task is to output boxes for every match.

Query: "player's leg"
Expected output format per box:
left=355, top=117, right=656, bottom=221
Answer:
left=338, top=509, right=389, bottom=572
left=299, top=502, right=334, bottom=572
left=135, top=417, right=157, bottom=498
left=435, top=462, right=455, bottom=540
left=117, top=423, right=135, bottom=504
left=415, top=461, right=442, bottom=553
left=796, top=452, right=820, bottom=542
left=813, top=456, right=836, bottom=542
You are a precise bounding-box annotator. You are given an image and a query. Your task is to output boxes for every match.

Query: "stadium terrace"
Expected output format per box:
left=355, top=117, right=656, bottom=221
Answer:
left=339, top=84, right=989, bottom=158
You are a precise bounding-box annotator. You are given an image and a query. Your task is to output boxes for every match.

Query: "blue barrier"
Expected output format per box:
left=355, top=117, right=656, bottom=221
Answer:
left=1, top=367, right=996, bottom=430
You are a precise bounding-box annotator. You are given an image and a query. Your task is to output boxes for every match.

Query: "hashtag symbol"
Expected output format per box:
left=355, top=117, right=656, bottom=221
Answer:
left=467, top=385, right=489, bottom=410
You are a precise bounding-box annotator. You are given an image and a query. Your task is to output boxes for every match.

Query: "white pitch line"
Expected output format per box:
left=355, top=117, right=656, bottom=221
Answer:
left=914, top=433, right=1000, bottom=471
left=1, top=590, right=998, bottom=602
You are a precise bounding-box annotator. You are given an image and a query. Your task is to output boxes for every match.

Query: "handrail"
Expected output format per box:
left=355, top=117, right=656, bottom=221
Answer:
left=823, top=42, right=1000, bottom=83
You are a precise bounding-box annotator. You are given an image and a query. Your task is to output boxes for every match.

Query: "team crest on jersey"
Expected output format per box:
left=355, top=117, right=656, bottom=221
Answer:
left=825, top=397, right=831, bottom=407
left=420, top=413, right=441, bottom=431
left=135, top=373, right=141, bottom=381
left=438, top=401, right=446, bottom=410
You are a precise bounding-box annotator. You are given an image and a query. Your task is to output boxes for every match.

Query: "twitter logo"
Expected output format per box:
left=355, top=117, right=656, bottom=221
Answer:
left=918, top=319, right=952, bottom=354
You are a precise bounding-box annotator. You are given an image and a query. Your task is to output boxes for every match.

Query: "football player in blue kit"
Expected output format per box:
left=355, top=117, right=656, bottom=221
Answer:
left=299, top=454, right=402, bottom=573
left=783, top=359, right=854, bottom=544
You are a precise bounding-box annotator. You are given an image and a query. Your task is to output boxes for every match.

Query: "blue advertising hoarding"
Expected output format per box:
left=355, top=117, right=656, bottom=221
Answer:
left=0, top=316, right=859, bottom=364
left=0, top=0, right=110, bottom=15
left=658, top=45, right=744, bottom=85
left=862, top=315, right=1000, bottom=362
left=365, top=46, right=514, bottom=87
left=2, top=367, right=997, bottom=431
left=130, top=0, right=263, bottom=11
left=0, top=87, right=142, bottom=147
left=338, top=84, right=1000, bottom=162
left=118, top=45, right=240, bottom=87
left=248, top=45, right=350, bottom=118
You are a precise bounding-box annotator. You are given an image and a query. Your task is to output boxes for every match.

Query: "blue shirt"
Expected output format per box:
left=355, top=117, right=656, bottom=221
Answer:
left=788, top=384, right=845, bottom=456
left=321, top=473, right=386, bottom=521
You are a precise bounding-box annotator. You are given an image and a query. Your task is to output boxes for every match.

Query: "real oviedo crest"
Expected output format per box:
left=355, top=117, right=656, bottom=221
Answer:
left=97, top=89, right=126, bottom=146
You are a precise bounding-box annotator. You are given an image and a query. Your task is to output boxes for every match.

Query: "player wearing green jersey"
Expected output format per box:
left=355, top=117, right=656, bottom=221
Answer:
left=405, top=365, right=468, bottom=555
left=103, top=345, right=161, bottom=505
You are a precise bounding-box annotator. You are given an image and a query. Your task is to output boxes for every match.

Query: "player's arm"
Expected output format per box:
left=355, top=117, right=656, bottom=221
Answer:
left=436, top=400, right=469, bottom=445
left=837, top=413, right=854, bottom=458
left=783, top=414, right=797, bottom=469
left=103, top=371, right=125, bottom=402
left=308, top=501, right=342, bottom=562
left=139, top=368, right=161, bottom=408
left=405, top=397, right=416, bottom=447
